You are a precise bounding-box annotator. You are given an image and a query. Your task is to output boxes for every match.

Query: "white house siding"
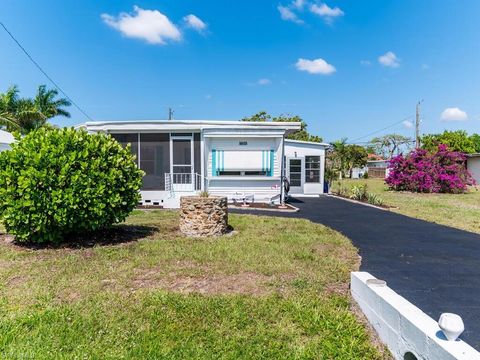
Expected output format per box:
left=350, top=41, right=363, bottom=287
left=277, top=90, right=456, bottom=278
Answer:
left=284, top=140, right=326, bottom=195
left=0, top=130, right=14, bottom=151
left=0, top=143, right=10, bottom=152
left=467, top=156, right=480, bottom=184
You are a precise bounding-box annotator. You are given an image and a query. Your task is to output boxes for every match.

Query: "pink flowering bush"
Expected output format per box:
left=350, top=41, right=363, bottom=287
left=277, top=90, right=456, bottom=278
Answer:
left=386, top=145, right=475, bottom=193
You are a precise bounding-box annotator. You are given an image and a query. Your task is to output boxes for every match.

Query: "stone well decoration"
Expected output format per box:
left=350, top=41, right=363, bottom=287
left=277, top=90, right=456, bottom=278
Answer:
left=180, top=196, right=228, bottom=237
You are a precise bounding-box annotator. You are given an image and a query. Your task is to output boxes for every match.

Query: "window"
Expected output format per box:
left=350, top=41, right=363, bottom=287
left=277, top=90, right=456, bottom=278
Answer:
left=212, top=150, right=274, bottom=176
left=289, top=159, right=302, bottom=186
left=218, top=171, right=242, bottom=176
left=305, top=156, right=321, bottom=183
left=217, top=170, right=268, bottom=176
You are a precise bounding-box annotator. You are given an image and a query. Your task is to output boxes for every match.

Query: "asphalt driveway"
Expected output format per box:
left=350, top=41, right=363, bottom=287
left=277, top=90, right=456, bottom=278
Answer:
left=232, top=196, right=480, bottom=349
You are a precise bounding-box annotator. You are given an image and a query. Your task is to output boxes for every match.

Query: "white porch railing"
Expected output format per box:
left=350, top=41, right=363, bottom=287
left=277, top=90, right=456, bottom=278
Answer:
left=165, top=173, right=205, bottom=195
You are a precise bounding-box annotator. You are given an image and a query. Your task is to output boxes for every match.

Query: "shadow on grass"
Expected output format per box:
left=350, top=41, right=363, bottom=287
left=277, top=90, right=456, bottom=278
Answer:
left=6, top=225, right=159, bottom=250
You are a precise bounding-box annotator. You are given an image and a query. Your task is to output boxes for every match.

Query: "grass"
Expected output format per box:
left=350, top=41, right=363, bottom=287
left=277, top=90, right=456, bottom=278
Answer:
left=0, top=211, right=387, bottom=359
left=332, top=178, right=480, bottom=233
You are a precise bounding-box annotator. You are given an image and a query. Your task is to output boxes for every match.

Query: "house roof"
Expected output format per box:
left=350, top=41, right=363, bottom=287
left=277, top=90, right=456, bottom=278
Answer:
left=0, top=130, right=14, bottom=144
left=367, top=153, right=384, bottom=160
left=367, top=159, right=389, bottom=163
left=77, top=120, right=302, bottom=135
left=467, top=153, right=480, bottom=158
left=284, top=139, right=330, bottom=147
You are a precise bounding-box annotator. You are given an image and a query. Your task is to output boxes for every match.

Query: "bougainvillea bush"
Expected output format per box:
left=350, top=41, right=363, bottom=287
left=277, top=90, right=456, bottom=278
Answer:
left=0, top=128, right=143, bottom=244
left=386, top=144, right=475, bottom=193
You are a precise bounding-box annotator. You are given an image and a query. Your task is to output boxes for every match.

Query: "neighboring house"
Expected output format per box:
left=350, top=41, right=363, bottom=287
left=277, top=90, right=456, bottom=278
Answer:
left=367, top=158, right=390, bottom=179
left=0, top=129, right=14, bottom=152
left=467, top=154, right=480, bottom=184
left=350, top=154, right=387, bottom=179
left=79, top=120, right=327, bottom=208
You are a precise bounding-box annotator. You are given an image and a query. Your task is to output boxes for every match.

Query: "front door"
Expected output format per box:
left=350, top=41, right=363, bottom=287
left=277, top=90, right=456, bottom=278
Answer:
left=171, top=136, right=194, bottom=191
left=288, top=158, right=304, bottom=194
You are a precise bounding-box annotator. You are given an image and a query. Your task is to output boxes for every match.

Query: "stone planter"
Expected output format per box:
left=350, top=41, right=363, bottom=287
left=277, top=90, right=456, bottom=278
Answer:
left=180, top=196, right=228, bottom=237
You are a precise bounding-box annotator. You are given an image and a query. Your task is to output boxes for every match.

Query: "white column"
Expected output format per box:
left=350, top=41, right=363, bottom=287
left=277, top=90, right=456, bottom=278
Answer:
left=200, top=130, right=205, bottom=191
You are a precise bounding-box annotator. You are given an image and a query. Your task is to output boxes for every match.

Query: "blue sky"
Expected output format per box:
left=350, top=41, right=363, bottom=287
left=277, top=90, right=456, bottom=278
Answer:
left=0, top=0, right=479, bottom=142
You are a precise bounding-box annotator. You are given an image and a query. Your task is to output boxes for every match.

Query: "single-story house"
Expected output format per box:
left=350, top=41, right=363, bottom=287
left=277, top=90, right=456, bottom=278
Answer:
left=79, top=120, right=328, bottom=208
left=366, top=159, right=390, bottom=178
left=0, top=129, right=14, bottom=152
left=467, top=154, right=480, bottom=184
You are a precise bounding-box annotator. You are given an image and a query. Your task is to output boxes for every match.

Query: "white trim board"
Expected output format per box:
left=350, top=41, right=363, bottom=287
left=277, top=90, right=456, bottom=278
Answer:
left=351, top=272, right=480, bottom=360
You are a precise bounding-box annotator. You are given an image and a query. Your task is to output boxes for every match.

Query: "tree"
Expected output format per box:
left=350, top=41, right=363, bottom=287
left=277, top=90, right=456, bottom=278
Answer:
left=345, top=145, right=368, bottom=178
left=471, top=133, right=480, bottom=153
left=386, top=144, right=474, bottom=193
left=0, top=128, right=143, bottom=243
left=0, top=85, right=70, bottom=134
left=420, top=130, right=477, bottom=154
left=34, top=85, right=71, bottom=119
left=327, top=139, right=368, bottom=179
left=242, top=111, right=323, bottom=143
left=0, top=86, right=43, bottom=132
left=370, top=134, right=413, bottom=159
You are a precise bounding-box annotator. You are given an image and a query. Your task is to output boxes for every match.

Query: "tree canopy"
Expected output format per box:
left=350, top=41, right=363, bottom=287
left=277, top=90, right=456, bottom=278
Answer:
left=0, top=85, right=71, bottom=134
left=242, top=111, right=323, bottom=143
left=369, top=134, right=413, bottom=159
left=421, top=130, right=479, bottom=154
left=327, top=139, right=368, bottom=179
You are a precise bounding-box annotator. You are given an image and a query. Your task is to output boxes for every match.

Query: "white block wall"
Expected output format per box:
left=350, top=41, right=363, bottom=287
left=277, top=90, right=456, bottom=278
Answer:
left=351, top=272, right=480, bottom=360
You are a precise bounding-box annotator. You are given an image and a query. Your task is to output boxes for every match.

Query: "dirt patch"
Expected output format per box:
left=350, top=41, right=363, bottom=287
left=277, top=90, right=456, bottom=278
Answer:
left=0, top=234, right=15, bottom=244
left=5, top=275, right=28, bottom=287
left=132, top=268, right=276, bottom=296
left=324, top=282, right=350, bottom=296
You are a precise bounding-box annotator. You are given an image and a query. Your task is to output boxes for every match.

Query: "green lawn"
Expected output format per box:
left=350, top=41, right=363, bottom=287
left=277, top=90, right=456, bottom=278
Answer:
left=0, top=211, right=387, bottom=359
left=332, top=179, right=480, bottom=233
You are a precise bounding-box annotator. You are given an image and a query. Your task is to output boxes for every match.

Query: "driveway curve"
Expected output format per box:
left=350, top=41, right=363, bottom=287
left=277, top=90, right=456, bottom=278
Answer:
left=232, top=196, right=480, bottom=349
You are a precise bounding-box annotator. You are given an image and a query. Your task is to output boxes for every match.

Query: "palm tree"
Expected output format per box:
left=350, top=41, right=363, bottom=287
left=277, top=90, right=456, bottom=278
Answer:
left=34, top=85, right=71, bottom=119
left=0, top=85, right=70, bottom=134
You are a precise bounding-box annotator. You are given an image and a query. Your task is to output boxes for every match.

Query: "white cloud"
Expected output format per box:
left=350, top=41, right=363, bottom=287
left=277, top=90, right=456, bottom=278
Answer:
left=183, top=14, right=207, bottom=32
left=360, top=60, right=371, bottom=66
left=441, top=107, right=468, bottom=122
left=403, top=120, right=414, bottom=129
left=421, top=64, right=430, bottom=70
left=102, top=6, right=182, bottom=45
left=205, top=94, right=212, bottom=100
left=278, top=5, right=303, bottom=24
left=292, top=0, right=306, bottom=9
left=310, top=3, right=344, bottom=22
left=295, top=58, right=336, bottom=75
left=257, top=78, right=272, bottom=85
left=378, top=51, right=400, bottom=68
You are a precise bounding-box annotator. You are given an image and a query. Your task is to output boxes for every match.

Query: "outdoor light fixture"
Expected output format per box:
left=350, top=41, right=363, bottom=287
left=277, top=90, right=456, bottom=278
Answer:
left=438, top=313, right=464, bottom=341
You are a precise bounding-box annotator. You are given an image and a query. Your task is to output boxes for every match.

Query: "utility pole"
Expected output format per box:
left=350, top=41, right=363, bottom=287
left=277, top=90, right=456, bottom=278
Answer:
left=415, top=100, right=423, bottom=148
left=168, top=107, right=174, bottom=120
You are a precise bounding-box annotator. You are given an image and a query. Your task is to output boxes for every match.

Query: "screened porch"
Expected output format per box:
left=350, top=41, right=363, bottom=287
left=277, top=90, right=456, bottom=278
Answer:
left=111, top=132, right=202, bottom=192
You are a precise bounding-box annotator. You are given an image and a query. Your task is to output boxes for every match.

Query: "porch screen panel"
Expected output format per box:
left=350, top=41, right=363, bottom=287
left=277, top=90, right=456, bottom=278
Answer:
left=140, top=133, right=170, bottom=190
left=194, top=133, right=201, bottom=175
left=110, top=133, right=138, bottom=165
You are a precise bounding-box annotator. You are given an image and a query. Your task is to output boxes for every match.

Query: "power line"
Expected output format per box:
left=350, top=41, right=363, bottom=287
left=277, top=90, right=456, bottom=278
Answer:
left=347, top=115, right=414, bottom=144
left=0, top=21, right=93, bottom=121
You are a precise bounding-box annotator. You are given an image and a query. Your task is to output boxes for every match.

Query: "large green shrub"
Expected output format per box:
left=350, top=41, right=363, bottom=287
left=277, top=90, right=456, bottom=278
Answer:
left=0, top=128, right=143, bottom=243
